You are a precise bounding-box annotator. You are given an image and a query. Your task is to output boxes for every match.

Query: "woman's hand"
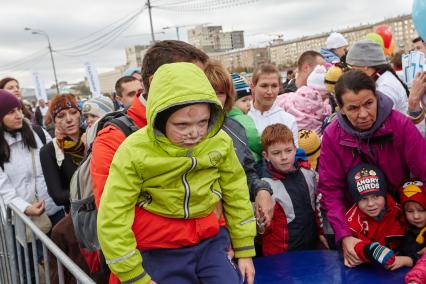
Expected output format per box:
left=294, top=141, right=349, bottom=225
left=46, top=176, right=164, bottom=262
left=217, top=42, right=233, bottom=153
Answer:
left=409, top=71, right=426, bottom=112
left=54, top=124, right=65, bottom=140
left=342, top=236, right=363, bottom=267
left=255, top=190, right=274, bottom=227
left=238, top=257, right=255, bottom=284
left=24, top=200, right=45, bottom=216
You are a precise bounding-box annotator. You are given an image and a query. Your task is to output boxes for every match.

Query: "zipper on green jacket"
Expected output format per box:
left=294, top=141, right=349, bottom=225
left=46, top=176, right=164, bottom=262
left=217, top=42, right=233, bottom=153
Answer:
left=182, top=157, right=197, bottom=219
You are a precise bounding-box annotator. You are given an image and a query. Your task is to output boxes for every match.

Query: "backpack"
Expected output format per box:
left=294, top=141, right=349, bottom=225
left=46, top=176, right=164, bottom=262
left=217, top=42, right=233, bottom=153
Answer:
left=69, top=111, right=139, bottom=251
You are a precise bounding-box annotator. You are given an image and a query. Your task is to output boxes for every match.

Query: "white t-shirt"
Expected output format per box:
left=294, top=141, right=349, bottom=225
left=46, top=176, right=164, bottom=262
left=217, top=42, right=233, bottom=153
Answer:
left=376, top=71, right=408, bottom=114
left=248, top=104, right=299, bottom=146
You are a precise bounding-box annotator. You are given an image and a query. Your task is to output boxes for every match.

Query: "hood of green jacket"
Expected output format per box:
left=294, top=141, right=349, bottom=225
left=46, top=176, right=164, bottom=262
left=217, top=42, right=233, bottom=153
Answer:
left=228, top=106, right=244, bottom=117
left=146, top=62, right=225, bottom=150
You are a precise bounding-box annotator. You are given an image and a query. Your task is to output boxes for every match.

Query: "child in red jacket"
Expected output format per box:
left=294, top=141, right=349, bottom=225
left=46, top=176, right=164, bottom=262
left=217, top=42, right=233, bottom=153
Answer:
left=259, top=123, right=327, bottom=256
left=398, top=181, right=426, bottom=283
left=345, top=163, right=406, bottom=268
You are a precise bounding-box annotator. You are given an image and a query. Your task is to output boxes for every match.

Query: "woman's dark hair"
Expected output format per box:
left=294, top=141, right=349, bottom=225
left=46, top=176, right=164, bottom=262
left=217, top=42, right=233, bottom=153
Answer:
left=141, top=40, right=209, bottom=95
left=335, top=70, right=376, bottom=107
left=371, top=64, right=410, bottom=97
left=0, top=118, right=37, bottom=170
left=0, top=77, right=18, bottom=89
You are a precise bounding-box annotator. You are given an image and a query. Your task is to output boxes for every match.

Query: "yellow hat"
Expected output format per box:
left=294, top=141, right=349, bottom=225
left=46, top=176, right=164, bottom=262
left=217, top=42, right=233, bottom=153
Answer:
left=298, top=129, right=321, bottom=170
left=325, top=66, right=344, bottom=94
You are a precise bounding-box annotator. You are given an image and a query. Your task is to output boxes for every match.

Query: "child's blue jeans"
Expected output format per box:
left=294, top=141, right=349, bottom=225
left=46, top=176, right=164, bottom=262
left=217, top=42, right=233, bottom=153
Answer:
left=140, top=227, right=243, bottom=284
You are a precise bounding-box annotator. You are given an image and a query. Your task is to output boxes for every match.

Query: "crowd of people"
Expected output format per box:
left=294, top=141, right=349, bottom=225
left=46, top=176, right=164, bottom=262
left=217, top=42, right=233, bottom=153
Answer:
left=0, top=32, right=426, bottom=284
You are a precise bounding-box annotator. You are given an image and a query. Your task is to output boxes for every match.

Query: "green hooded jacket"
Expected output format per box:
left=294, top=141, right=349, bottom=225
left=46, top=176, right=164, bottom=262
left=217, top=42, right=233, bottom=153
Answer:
left=97, top=63, right=256, bottom=284
left=228, top=106, right=263, bottom=162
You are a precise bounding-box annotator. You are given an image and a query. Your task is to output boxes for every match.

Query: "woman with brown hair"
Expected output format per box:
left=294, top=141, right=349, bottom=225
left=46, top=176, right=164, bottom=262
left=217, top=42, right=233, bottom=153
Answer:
left=0, top=77, right=33, bottom=120
left=204, top=59, right=274, bottom=233
left=39, top=94, right=99, bottom=283
left=39, top=94, right=84, bottom=211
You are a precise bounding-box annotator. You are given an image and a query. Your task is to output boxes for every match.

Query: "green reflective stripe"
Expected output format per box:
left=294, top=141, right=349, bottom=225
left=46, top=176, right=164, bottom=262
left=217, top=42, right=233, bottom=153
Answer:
left=121, top=271, right=147, bottom=284
left=240, top=216, right=256, bottom=225
left=106, top=250, right=135, bottom=265
left=182, top=157, right=197, bottom=219
left=234, top=245, right=255, bottom=252
left=212, top=189, right=222, bottom=199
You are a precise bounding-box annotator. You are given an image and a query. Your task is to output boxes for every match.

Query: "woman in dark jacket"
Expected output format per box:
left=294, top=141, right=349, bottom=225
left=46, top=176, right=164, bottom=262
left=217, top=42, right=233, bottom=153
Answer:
left=40, top=94, right=84, bottom=211
left=39, top=94, right=98, bottom=283
left=204, top=59, right=274, bottom=229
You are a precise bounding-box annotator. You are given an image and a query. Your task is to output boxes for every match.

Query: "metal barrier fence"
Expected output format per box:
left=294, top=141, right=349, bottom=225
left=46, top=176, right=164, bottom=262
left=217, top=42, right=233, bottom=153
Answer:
left=0, top=204, right=95, bottom=284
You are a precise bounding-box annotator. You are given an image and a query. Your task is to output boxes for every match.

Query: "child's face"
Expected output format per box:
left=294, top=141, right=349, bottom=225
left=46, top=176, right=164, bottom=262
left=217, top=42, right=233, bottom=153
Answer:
left=405, top=201, right=426, bottom=228
left=358, top=195, right=386, bottom=218
left=235, top=96, right=252, bottom=114
left=84, top=113, right=99, bottom=129
left=165, top=103, right=210, bottom=148
left=263, top=141, right=296, bottom=172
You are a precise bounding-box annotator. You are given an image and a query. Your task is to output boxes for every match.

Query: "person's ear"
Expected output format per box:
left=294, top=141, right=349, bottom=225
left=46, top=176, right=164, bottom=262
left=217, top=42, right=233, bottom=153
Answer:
left=262, top=151, right=269, bottom=162
left=302, top=63, right=310, bottom=73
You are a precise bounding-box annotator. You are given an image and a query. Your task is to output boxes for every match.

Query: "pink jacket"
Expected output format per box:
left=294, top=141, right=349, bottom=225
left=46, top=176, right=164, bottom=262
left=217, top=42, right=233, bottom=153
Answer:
left=318, top=93, right=426, bottom=243
left=276, top=86, right=331, bottom=133
left=406, top=252, right=426, bottom=284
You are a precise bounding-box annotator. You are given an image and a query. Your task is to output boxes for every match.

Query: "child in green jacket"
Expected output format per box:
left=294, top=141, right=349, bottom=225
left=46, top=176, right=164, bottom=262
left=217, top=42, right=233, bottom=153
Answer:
left=228, top=73, right=263, bottom=162
left=97, top=63, right=256, bottom=284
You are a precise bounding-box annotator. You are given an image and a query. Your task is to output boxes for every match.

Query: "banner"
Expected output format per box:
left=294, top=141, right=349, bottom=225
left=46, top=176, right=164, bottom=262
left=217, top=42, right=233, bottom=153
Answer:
left=402, top=51, right=425, bottom=87
left=32, top=72, right=48, bottom=101
left=84, top=62, right=102, bottom=97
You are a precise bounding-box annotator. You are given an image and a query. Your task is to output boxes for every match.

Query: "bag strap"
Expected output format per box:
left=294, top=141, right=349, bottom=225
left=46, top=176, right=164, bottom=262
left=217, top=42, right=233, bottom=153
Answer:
left=76, top=166, right=82, bottom=200
left=32, top=125, right=47, bottom=145
left=30, top=149, right=39, bottom=201
left=107, top=115, right=139, bottom=137
left=356, top=148, right=370, bottom=164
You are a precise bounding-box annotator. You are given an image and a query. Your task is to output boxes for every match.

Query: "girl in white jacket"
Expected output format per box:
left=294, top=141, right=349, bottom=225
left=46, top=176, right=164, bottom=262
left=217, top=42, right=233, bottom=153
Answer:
left=0, top=90, right=62, bottom=222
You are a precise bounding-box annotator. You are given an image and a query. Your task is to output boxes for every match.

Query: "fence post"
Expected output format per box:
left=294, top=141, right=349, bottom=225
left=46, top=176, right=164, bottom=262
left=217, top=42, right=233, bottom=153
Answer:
left=7, top=204, right=95, bottom=284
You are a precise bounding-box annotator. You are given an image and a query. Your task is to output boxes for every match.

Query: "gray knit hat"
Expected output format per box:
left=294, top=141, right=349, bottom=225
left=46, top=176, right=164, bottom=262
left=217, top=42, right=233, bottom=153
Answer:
left=82, top=95, right=114, bottom=118
left=346, top=40, right=387, bottom=67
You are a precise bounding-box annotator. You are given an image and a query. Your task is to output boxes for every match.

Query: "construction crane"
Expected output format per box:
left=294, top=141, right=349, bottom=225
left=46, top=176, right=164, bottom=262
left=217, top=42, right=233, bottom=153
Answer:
left=162, top=22, right=210, bottom=40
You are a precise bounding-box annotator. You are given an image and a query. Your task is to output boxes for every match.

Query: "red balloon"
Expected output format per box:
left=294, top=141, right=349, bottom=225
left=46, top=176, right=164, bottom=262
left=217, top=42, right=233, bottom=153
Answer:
left=374, top=25, right=393, bottom=49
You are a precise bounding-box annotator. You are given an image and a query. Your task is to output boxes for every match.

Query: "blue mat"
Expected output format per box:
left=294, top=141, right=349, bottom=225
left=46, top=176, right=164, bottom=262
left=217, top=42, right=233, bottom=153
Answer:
left=253, top=250, right=408, bottom=284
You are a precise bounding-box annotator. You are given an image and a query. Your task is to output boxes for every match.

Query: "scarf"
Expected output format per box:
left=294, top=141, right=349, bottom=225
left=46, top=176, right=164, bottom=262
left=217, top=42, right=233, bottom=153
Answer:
left=54, top=136, right=84, bottom=167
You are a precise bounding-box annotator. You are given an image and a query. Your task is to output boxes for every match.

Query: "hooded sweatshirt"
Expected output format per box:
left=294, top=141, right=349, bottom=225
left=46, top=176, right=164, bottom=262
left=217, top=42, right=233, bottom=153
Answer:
left=97, top=63, right=256, bottom=284
left=318, top=92, right=426, bottom=243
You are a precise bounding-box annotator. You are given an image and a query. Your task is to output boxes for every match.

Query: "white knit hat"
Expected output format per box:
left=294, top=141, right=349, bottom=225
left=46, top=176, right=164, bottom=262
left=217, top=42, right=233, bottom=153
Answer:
left=82, top=95, right=114, bottom=118
left=307, top=65, right=327, bottom=92
left=326, top=32, right=349, bottom=49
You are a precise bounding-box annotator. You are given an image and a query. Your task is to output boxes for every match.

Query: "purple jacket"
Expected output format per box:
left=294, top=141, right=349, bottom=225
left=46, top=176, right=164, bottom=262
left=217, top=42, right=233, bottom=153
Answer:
left=318, top=93, right=426, bottom=243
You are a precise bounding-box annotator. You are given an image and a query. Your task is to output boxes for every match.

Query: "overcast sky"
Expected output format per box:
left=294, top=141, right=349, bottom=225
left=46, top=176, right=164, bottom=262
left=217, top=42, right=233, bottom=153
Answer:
left=0, top=0, right=413, bottom=89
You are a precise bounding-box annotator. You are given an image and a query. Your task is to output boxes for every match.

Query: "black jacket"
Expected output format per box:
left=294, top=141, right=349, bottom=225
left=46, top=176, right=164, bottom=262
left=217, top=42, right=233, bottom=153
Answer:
left=222, top=117, right=272, bottom=200
left=39, top=142, right=80, bottom=211
left=399, top=226, right=425, bottom=265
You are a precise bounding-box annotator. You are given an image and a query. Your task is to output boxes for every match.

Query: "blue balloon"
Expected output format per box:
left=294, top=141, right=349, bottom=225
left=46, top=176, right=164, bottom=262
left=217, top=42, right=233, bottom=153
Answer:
left=413, top=0, right=426, bottom=40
